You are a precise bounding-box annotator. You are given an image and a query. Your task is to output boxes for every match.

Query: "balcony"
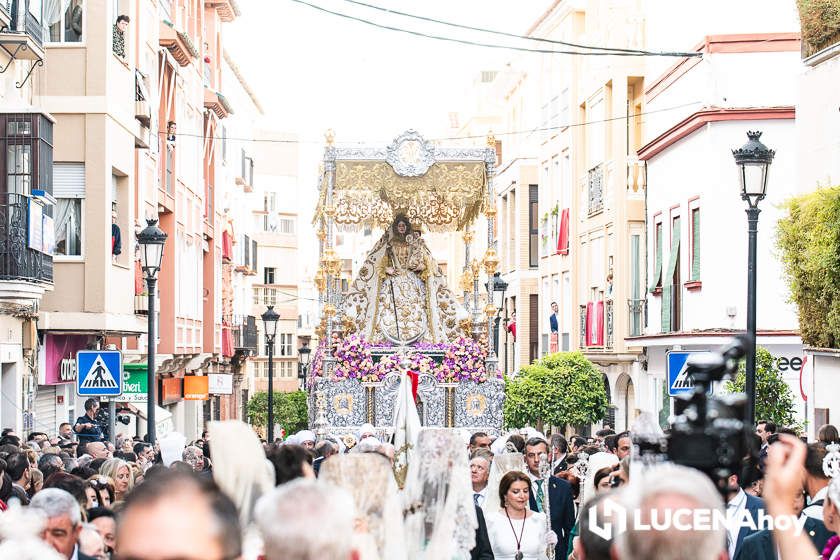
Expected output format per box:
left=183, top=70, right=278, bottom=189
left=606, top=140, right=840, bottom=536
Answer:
left=628, top=298, right=646, bottom=338
left=588, top=164, right=604, bottom=216
left=0, top=0, right=45, bottom=88
left=579, top=300, right=614, bottom=350
left=205, top=0, right=241, bottom=22
left=0, top=192, right=53, bottom=287
left=159, top=21, right=198, bottom=67
left=232, top=315, right=258, bottom=356
left=204, top=88, right=233, bottom=119
left=626, top=156, right=646, bottom=195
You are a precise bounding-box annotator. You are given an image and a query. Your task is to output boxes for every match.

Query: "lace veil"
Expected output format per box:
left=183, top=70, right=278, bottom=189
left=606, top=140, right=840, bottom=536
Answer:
left=482, top=451, right=525, bottom=513
left=403, top=428, right=477, bottom=559
left=318, top=453, right=407, bottom=560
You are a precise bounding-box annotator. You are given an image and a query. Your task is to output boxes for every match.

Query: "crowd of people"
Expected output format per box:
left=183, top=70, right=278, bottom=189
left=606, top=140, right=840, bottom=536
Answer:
left=0, top=397, right=839, bottom=560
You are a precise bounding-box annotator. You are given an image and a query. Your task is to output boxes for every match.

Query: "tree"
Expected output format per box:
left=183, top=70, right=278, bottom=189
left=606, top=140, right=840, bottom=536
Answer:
left=246, top=390, right=309, bottom=435
left=725, top=346, right=799, bottom=428
left=504, top=351, right=609, bottom=429
left=776, top=185, right=840, bottom=348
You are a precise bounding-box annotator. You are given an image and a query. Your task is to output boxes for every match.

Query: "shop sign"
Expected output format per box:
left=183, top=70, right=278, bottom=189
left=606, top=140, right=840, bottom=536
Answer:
left=184, top=376, right=209, bottom=400
left=208, top=374, right=233, bottom=395
left=160, top=377, right=182, bottom=405
left=114, top=367, right=148, bottom=403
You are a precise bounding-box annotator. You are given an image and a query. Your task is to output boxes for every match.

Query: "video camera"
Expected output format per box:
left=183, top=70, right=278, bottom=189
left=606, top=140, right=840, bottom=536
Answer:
left=635, top=334, right=754, bottom=494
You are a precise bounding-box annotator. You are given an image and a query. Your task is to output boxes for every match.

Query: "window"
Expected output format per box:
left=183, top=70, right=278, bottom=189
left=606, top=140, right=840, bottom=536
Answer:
left=264, top=267, right=275, bottom=285
left=48, top=0, right=83, bottom=43
left=690, top=208, right=700, bottom=281
left=278, top=217, right=295, bottom=234
left=629, top=234, right=643, bottom=336
left=528, top=185, right=538, bottom=267
left=278, top=333, right=293, bottom=357
left=53, top=163, right=84, bottom=257
left=662, top=217, right=681, bottom=332
left=264, top=192, right=276, bottom=212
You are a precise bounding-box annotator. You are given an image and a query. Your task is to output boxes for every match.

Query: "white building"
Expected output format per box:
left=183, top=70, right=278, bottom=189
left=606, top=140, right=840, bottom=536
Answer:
left=632, top=20, right=804, bottom=423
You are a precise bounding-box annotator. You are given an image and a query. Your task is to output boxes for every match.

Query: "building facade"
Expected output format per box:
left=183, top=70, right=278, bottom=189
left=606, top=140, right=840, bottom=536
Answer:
left=28, top=0, right=242, bottom=440
left=632, top=4, right=803, bottom=424
left=0, top=0, right=52, bottom=434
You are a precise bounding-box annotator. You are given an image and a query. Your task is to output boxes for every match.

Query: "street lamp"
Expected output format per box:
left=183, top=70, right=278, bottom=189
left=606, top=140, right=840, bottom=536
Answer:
left=298, top=343, right=311, bottom=391
left=261, top=305, right=280, bottom=443
left=137, top=218, right=167, bottom=446
left=732, top=130, right=774, bottom=427
left=485, top=272, right=508, bottom=361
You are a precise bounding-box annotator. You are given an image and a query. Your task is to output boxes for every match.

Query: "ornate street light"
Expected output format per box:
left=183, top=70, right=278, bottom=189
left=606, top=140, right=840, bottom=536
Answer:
left=732, top=131, right=774, bottom=426
left=298, top=343, right=312, bottom=391
left=485, top=272, right=508, bottom=360
left=261, top=305, right=280, bottom=443
left=137, top=218, right=167, bottom=446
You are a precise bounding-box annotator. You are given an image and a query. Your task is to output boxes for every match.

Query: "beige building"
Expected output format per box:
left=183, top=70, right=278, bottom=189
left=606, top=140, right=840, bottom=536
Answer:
left=454, top=1, right=648, bottom=430
left=0, top=0, right=51, bottom=433
left=32, top=0, right=242, bottom=440
left=532, top=0, right=647, bottom=431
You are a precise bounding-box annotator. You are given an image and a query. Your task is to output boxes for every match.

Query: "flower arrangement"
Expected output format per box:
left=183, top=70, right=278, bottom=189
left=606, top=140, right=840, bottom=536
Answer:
left=313, top=334, right=496, bottom=383
left=439, top=336, right=489, bottom=383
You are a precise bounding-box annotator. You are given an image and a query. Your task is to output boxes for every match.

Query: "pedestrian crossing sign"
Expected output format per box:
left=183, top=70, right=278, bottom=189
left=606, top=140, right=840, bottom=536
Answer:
left=666, top=350, right=713, bottom=397
left=76, top=351, right=123, bottom=396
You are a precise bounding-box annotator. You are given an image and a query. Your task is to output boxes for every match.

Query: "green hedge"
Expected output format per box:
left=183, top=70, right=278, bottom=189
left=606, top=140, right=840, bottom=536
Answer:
left=776, top=185, right=840, bottom=348
left=798, top=0, right=840, bottom=57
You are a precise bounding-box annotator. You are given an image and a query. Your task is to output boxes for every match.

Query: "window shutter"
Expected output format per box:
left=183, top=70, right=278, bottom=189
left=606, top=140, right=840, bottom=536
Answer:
left=666, top=221, right=681, bottom=281
left=649, top=224, right=662, bottom=292
left=661, top=285, right=672, bottom=332
left=691, top=210, right=700, bottom=280
left=53, top=163, right=85, bottom=198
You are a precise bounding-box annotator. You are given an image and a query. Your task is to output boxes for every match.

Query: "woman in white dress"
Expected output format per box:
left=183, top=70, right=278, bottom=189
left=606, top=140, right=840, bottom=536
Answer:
left=485, top=471, right=555, bottom=560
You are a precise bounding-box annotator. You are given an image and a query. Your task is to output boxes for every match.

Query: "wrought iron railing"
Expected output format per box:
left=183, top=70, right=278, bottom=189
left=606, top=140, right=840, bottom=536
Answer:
left=8, top=0, right=44, bottom=46
left=588, top=164, right=604, bottom=215
left=605, top=299, right=614, bottom=349
left=232, top=315, right=258, bottom=354
left=579, top=304, right=587, bottom=348
left=628, top=298, right=646, bottom=337
left=0, top=193, right=53, bottom=283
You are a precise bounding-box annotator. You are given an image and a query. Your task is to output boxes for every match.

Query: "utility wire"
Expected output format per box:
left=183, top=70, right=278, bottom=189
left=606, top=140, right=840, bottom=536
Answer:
left=160, top=100, right=703, bottom=144
left=340, top=0, right=697, bottom=57
left=289, top=0, right=703, bottom=58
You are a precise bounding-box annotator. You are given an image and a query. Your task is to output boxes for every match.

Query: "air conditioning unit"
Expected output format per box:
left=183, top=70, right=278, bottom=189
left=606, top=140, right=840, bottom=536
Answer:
left=135, top=100, right=151, bottom=125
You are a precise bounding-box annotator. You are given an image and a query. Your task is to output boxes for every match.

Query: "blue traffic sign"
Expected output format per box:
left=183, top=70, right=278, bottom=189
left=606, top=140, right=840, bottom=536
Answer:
left=666, top=350, right=712, bottom=397
left=77, top=351, right=123, bottom=396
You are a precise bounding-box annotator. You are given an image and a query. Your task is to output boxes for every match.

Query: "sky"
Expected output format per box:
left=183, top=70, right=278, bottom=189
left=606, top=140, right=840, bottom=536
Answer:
left=225, top=0, right=552, bottom=147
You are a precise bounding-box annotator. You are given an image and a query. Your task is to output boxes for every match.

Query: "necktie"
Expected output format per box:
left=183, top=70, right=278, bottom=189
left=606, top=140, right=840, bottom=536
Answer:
left=474, top=493, right=481, bottom=506
left=536, top=480, right=545, bottom=512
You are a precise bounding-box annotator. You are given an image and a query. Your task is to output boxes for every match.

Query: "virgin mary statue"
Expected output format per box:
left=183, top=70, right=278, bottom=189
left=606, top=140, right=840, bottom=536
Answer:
left=342, top=215, right=460, bottom=343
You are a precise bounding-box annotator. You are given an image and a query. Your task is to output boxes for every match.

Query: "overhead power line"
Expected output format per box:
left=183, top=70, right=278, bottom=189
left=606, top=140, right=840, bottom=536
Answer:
left=289, top=0, right=703, bottom=58
left=340, top=0, right=697, bottom=57
left=160, top=100, right=703, bottom=144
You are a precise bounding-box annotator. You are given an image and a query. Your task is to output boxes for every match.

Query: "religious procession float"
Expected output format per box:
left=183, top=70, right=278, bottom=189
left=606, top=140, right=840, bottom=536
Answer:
left=307, top=129, right=505, bottom=440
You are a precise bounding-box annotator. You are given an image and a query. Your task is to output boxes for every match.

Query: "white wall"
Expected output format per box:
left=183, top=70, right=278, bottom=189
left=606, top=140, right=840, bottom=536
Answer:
left=797, top=53, right=840, bottom=192
left=645, top=118, right=798, bottom=333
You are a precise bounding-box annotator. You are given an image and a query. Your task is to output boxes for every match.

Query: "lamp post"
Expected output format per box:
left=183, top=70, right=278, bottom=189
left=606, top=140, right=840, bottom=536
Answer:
left=485, top=272, right=508, bottom=362
left=297, top=343, right=311, bottom=391
left=732, top=130, right=774, bottom=427
left=137, top=218, right=167, bottom=446
left=261, top=305, right=280, bottom=443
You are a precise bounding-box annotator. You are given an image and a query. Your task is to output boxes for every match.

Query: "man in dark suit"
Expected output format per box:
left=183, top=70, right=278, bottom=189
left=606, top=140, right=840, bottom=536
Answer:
left=726, top=473, right=766, bottom=559
left=524, top=437, right=576, bottom=558
left=550, top=434, right=569, bottom=474
left=470, top=505, right=495, bottom=560
left=734, top=490, right=835, bottom=560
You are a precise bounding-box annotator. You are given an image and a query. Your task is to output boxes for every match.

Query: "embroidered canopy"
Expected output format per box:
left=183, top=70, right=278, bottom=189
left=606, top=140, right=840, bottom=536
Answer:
left=315, top=130, right=496, bottom=232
